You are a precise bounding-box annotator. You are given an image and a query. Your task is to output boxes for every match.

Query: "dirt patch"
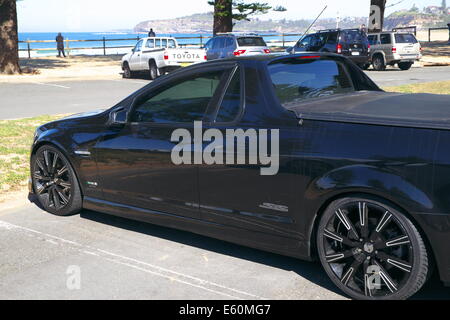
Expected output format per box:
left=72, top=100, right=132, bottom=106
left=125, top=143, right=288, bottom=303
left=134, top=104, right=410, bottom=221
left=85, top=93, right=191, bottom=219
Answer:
left=0, top=55, right=124, bottom=83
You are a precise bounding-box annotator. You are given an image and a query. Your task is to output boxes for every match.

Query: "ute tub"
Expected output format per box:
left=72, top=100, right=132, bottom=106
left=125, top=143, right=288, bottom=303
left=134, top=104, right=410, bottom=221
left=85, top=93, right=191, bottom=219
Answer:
left=286, top=91, right=450, bottom=130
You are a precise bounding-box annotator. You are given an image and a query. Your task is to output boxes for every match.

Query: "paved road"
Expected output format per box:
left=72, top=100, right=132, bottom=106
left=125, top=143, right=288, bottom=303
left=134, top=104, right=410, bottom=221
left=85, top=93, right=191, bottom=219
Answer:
left=0, top=79, right=149, bottom=120
left=0, top=198, right=449, bottom=300
left=0, top=66, right=449, bottom=120
left=365, top=66, right=450, bottom=87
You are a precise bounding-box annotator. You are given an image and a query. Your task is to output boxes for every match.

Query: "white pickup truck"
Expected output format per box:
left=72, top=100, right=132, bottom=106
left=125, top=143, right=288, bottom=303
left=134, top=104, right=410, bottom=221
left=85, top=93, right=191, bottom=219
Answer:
left=121, top=37, right=206, bottom=79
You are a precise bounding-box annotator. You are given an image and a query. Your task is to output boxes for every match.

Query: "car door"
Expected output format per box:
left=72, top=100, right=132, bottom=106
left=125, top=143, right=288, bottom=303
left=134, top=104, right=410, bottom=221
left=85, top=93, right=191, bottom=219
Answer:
left=94, top=66, right=231, bottom=219
left=129, top=39, right=143, bottom=70
left=380, top=33, right=393, bottom=61
left=198, top=64, right=301, bottom=239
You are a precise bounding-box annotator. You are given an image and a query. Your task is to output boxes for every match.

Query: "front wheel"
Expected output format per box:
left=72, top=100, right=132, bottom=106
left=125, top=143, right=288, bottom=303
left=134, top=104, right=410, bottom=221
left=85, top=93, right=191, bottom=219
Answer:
left=372, top=55, right=386, bottom=71
left=316, top=196, right=428, bottom=300
left=398, top=62, right=413, bottom=71
left=31, top=145, right=82, bottom=216
left=122, top=62, right=132, bottom=78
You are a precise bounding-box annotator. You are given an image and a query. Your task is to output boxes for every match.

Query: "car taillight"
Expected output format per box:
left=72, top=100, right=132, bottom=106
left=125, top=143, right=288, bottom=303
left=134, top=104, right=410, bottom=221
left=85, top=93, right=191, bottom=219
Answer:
left=263, top=49, right=271, bottom=54
left=368, top=44, right=371, bottom=52
left=336, top=43, right=342, bottom=54
left=392, top=47, right=397, bottom=53
left=233, top=49, right=247, bottom=56
left=420, top=46, right=423, bottom=52
left=163, top=53, right=169, bottom=60
left=298, top=55, right=321, bottom=59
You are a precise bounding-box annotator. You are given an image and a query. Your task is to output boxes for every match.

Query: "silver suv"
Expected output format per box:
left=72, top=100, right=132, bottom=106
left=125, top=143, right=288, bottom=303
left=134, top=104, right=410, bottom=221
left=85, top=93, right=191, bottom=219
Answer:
left=368, top=32, right=422, bottom=71
left=205, top=33, right=271, bottom=60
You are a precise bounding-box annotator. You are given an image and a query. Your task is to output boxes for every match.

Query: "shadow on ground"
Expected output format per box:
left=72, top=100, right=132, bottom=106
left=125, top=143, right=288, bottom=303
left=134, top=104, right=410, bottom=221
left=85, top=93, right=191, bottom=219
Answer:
left=422, top=41, right=450, bottom=57
left=19, top=55, right=123, bottom=71
left=27, top=193, right=450, bottom=299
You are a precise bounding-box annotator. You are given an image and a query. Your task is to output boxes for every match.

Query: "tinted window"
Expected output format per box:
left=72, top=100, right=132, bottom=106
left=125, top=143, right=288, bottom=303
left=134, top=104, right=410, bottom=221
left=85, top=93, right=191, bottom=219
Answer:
left=342, top=30, right=366, bottom=43
left=297, top=35, right=312, bottom=47
left=155, top=39, right=161, bottom=47
left=216, top=68, right=241, bottom=123
left=380, top=34, right=391, bottom=44
left=368, top=35, right=378, bottom=45
left=213, top=37, right=225, bottom=49
left=145, top=39, right=155, bottom=49
left=162, top=39, right=168, bottom=48
left=205, top=39, right=214, bottom=50
left=268, top=59, right=354, bottom=107
left=237, top=37, right=267, bottom=47
left=225, top=37, right=234, bottom=47
left=395, top=34, right=418, bottom=44
left=132, top=71, right=224, bottom=123
left=326, top=32, right=338, bottom=44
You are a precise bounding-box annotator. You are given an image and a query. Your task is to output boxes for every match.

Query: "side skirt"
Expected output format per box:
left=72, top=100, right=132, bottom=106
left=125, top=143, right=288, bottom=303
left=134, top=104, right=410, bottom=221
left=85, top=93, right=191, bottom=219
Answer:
left=83, top=197, right=311, bottom=261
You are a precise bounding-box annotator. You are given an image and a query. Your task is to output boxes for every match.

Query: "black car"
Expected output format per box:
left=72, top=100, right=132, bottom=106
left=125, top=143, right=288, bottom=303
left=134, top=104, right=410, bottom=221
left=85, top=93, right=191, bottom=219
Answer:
left=288, top=29, right=371, bottom=69
left=30, top=53, right=450, bottom=300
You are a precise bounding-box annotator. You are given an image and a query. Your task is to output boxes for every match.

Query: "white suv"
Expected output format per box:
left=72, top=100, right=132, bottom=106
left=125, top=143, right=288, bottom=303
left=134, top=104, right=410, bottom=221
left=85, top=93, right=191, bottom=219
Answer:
left=368, top=32, right=422, bottom=71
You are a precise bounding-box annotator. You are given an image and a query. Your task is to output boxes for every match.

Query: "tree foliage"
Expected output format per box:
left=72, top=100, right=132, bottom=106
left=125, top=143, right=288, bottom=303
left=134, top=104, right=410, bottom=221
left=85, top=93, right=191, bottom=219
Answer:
left=208, top=0, right=286, bottom=34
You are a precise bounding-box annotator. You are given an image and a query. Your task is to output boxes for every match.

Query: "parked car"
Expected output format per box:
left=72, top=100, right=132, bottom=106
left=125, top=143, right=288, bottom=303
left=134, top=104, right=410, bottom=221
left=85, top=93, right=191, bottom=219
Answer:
left=121, top=37, right=206, bottom=79
left=204, top=33, right=271, bottom=60
left=367, top=32, right=422, bottom=71
left=30, top=53, right=450, bottom=300
left=287, top=28, right=371, bottom=69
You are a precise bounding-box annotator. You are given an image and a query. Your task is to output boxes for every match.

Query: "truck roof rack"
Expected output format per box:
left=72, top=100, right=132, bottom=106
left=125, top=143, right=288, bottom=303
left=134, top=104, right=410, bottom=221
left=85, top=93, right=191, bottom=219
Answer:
left=317, top=28, right=361, bottom=33
left=216, top=32, right=259, bottom=36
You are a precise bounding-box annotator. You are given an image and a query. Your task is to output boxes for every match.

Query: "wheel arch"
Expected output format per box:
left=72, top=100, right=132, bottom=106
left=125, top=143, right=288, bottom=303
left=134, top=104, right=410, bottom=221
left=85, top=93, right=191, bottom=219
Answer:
left=372, top=51, right=386, bottom=64
left=31, top=140, right=84, bottom=198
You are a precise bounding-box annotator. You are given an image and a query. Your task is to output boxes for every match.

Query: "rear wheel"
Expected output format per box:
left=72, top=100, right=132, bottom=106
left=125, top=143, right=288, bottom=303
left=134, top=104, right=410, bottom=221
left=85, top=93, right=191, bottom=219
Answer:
left=372, top=55, right=386, bottom=71
left=398, top=62, right=413, bottom=71
left=31, top=145, right=82, bottom=216
left=149, top=60, right=159, bottom=80
left=359, top=63, right=371, bottom=70
left=316, top=196, right=428, bottom=300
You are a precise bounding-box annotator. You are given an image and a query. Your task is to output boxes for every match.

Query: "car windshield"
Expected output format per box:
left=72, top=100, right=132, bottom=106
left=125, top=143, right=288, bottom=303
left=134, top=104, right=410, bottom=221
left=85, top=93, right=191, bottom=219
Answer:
left=237, top=37, right=267, bottom=47
left=395, top=34, right=418, bottom=44
left=268, top=58, right=354, bottom=108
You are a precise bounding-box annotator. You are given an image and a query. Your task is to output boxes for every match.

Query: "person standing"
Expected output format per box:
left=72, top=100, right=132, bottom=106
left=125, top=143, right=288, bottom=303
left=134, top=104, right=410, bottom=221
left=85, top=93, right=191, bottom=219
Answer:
left=148, top=28, right=156, bottom=37
left=56, top=33, right=66, bottom=57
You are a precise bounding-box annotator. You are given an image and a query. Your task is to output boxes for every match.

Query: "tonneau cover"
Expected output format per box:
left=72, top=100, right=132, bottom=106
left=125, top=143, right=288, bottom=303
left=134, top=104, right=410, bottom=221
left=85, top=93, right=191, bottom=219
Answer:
left=286, top=91, right=450, bottom=130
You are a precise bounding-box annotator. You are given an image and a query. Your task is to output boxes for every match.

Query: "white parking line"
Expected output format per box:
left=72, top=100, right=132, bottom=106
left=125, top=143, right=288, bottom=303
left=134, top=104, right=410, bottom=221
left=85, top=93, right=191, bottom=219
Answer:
left=31, top=82, right=71, bottom=89
left=0, top=220, right=267, bottom=300
left=109, top=79, right=150, bottom=85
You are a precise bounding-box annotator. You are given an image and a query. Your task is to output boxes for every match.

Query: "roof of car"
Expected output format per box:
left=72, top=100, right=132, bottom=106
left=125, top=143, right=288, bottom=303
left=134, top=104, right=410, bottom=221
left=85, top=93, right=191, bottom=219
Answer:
left=206, top=52, right=341, bottom=63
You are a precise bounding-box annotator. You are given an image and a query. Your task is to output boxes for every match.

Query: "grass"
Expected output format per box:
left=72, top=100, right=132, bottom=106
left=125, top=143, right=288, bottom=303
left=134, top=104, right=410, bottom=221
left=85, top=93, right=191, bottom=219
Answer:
left=0, top=114, right=66, bottom=197
left=384, top=81, right=450, bottom=95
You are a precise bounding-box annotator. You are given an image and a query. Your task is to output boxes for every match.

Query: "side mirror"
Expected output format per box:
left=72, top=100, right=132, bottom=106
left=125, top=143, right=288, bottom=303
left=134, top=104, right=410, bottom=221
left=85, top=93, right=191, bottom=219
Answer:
left=286, top=47, right=294, bottom=54
left=108, top=107, right=128, bottom=127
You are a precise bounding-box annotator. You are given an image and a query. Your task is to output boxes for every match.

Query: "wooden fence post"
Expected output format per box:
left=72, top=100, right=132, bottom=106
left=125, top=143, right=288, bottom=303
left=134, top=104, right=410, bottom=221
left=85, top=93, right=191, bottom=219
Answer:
left=103, top=37, right=106, bottom=55
left=27, top=40, right=31, bottom=59
left=66, top=37, right=70, bottom=56
left=282, top=33, right=285, bottom=48
left=428, top=28, right=431, bottom=42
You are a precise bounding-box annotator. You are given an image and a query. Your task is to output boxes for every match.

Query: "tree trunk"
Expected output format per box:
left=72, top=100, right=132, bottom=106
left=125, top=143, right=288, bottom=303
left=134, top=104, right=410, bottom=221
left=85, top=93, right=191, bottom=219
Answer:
left=213, top=0, right=233, bottom=35
left=0, top=0, right=21, bottom=74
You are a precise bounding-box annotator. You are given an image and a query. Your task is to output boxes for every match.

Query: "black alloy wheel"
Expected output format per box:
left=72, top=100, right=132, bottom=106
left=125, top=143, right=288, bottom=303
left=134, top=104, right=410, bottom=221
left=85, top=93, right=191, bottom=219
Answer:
left=317, top=196, right=428, bottom=300
left=32, top=145, right=82, bottom=216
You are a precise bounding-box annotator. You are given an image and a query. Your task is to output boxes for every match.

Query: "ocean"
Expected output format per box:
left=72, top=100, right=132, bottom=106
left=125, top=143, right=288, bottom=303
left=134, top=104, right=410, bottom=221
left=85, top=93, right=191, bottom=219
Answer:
left=18, top=32, right=299, bottom=57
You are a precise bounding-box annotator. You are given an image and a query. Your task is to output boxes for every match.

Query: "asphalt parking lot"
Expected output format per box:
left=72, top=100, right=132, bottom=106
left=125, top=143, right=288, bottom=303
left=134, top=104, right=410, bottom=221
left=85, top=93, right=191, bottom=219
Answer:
left=1, top=66, right=450, bottom=300
left=0, top=66, right=449, bottom=120
left=0, top=198, right=449, bottom=299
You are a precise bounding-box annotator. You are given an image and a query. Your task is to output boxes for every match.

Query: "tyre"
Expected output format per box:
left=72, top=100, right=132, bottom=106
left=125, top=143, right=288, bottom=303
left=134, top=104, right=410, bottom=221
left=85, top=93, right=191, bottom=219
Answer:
left=316, top=196, right=428, bottom=300
left=149, top=60, right=159, bottom=80
left=372, top=55, right=386, bottom=71
left=122, top=62, right=132, bottom=78
left=398, top=62, right=413, bottom=71
left=31, top=145, right=82, bottom=216
left=360, top=63, right=371, bottom=70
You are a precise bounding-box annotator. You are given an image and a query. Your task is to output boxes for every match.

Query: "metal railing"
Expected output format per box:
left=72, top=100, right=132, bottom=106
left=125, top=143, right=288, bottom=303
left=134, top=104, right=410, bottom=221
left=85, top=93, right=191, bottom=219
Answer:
left=428, top=27, right=450, bottom=42
left=18, top=33, right=304, bottom=58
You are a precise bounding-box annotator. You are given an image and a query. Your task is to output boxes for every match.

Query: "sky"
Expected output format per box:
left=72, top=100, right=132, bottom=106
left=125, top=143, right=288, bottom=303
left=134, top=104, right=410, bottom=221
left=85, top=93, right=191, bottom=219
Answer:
left=17, top=0, right=441, bottom=32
